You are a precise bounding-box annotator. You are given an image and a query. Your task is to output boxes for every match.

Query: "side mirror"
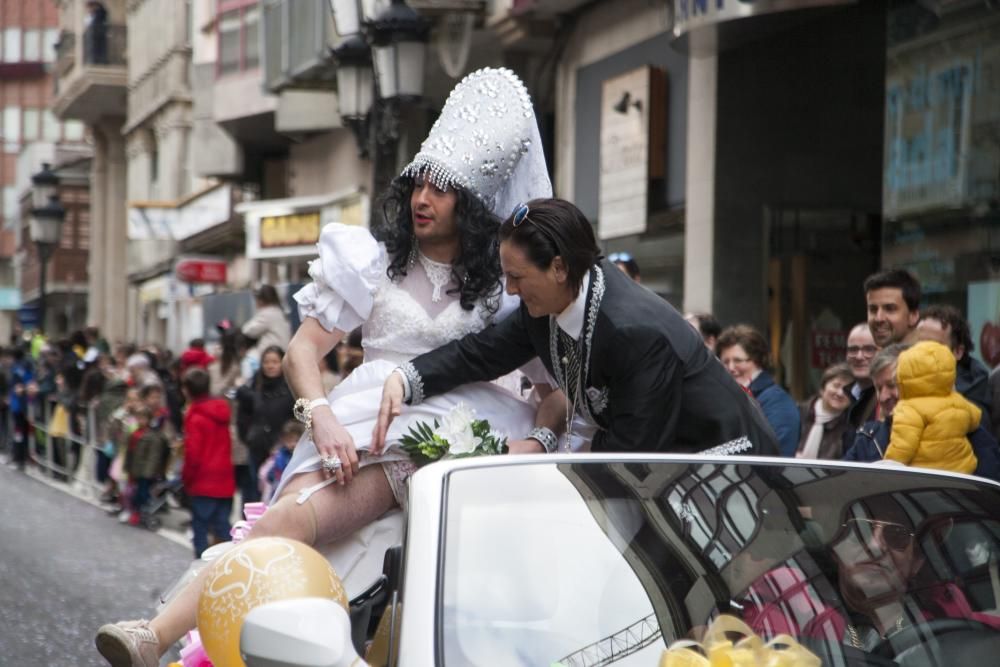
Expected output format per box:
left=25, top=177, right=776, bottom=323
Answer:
left=240, top=598, right=367, bottom=667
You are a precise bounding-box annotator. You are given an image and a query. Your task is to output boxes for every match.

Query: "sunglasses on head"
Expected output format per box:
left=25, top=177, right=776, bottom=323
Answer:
left=844, top=517, right=914, bottom=552
left=512, top=203, right=531, bottom=227
left=608, top=251, right=634, bottom=263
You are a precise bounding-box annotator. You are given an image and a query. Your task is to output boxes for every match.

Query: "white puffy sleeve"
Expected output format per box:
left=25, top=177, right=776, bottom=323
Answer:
left=293, top=223, right=387, bottom=333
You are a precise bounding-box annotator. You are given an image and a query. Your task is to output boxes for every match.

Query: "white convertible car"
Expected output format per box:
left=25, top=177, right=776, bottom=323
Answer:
left=240, top=454, right=1000, bottom=666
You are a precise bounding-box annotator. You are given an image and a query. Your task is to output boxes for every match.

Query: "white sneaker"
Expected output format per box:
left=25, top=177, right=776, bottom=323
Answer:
left=95, top=620, right=160, bottom=667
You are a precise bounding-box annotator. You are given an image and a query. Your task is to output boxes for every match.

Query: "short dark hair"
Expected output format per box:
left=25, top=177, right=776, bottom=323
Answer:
left=138, top=384, right=162, bottom=400
left=820, top=362, right=854, bottom=389
left=189, top=338, right=205, bottom=349
left=254, top=284, right=281, bottom=306
left=181, top=367, right=211, bottom=399
left=689, top=312, right=722, bottom=340
left=281, top=420, right=305, bottom=439
left=498, top=198, right=600, bottom=294
left=863, top=269, right=921, bottom=312
left=920, top=304, right=973, bottom=354
left=717, top=324, right=771, bottom=370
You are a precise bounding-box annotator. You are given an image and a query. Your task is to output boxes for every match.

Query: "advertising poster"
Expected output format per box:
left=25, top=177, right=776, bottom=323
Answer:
left=968, top=281, right=1000, bottom=371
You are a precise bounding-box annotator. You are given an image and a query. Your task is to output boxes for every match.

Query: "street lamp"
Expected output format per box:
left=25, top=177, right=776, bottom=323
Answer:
left=329, top=0, right=429, bottom=224
left=368, top=0, right=428, bottom=102
left=29, top=164, right=65, bottom=334
left=332, top=34, right=374, bottom=156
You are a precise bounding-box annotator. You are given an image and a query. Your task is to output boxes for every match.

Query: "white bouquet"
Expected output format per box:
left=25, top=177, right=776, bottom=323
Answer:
left=398, top=403, right=507, bottom=466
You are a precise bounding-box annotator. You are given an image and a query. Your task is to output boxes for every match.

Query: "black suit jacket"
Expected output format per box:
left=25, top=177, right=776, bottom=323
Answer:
left=407, top=260, right=779, bottom=455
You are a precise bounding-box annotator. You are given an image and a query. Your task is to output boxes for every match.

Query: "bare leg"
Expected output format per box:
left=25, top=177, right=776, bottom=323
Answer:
left=146, top=465, right=396, bottom=655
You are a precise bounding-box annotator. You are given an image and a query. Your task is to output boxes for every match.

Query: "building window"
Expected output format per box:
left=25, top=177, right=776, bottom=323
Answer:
left=217, top=0, right=260, bottom=76
left=22, top=109, right=39, bottom=141
left=43, top=111, right=60, bottom=141
left=2, top=186, right=17, bottom=224
left=22, top=29, right=40, bottom=62
left=2, top=28, right=22, bottom=62
left=64, top=120, right=85, bottom=141
left=44, top=28, right=59, bottom=63
left=3, top=107, right=21, bottom=148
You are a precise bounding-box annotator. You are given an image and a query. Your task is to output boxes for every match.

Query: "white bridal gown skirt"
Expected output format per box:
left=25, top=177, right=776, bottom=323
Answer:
left=274, top=358, right=537, bottom=499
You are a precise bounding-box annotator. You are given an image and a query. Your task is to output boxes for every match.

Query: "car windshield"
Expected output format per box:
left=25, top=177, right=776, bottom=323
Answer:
left=440, top=461, right=1000, bottom=666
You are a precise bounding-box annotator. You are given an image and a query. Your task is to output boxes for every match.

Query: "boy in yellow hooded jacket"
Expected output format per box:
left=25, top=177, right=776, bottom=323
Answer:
left=885, top=340, right=981, bottom=473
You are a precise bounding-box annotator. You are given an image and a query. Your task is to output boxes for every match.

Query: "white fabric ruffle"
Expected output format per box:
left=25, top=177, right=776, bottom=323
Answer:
left=293, top=223, right=386, bottom=334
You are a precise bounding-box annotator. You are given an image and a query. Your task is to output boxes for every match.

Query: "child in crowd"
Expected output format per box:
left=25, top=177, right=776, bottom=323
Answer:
left=885, top=340, right=981, bottom=474
left=258, top=420, right=304, bottom=503
left=139, top=383, right=180, bottom=477
left=180, top=367, right=235, bottom=558
left=179, top=338, right=215, bottom=374
left=124, top=405, right=170, bottom=527
left=106, top=386, right=141, bottom=515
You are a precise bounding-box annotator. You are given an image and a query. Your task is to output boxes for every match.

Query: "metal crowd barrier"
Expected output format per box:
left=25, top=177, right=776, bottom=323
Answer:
left=27, top=400, right=104, bottom=500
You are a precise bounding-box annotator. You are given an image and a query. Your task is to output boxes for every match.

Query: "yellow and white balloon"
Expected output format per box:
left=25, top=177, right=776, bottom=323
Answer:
left=197, top=537, right=349, bottom=667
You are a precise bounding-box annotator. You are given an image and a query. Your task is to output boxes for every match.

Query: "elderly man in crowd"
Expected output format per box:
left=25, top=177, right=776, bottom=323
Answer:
left=843, top=344, right=1000, bottom=481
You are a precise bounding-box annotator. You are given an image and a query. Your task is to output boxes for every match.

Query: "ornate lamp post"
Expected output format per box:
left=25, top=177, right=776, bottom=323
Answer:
left=328, top=0, right=428, bottom=216
left=29, top=163, right=65, bottom=334
left=368, top=0, right=428, bottom=103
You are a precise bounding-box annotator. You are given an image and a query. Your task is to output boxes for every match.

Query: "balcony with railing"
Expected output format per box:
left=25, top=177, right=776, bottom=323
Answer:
left=52, top=24, right=128, bottom=123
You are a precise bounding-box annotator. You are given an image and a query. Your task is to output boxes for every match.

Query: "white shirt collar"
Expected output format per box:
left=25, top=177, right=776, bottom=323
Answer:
left=555, top=271, right=591, bottom=341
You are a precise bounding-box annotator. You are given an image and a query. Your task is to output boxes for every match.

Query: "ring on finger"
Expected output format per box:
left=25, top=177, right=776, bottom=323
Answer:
left=321, top=455, right=342, bottom=472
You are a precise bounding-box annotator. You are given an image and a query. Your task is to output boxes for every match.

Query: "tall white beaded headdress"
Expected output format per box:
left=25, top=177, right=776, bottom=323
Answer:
left=401, top=67, right=552, bottom=218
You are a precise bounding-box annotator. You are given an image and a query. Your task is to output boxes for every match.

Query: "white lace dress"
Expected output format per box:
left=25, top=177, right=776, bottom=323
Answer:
left=272, top=223, right=538, bottom=505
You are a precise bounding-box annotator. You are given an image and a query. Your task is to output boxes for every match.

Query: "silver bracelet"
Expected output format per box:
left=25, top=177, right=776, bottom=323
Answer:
left=293, top=397, right=330, bottom=432
left=527, top=426, right=558, bottom=454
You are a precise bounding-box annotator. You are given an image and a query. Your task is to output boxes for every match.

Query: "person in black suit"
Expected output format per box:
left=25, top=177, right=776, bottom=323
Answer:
left=374, top=198, right=779, bottom=456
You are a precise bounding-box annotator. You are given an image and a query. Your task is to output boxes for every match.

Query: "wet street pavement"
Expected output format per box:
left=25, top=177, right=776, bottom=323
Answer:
left=0, top=463, right=195, bottom=666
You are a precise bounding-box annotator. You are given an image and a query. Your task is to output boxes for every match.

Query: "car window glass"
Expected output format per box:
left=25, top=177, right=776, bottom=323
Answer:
left=440, top=462, right=1000, bottom=667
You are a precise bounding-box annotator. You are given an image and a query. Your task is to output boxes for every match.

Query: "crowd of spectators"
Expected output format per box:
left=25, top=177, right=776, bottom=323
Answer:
left=687, top=268, right=1000, bottom=481
left=0, top=286, right=364, bottom=557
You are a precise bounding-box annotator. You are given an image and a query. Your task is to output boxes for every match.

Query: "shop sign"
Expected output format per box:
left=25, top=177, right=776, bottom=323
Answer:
left=673, top=0, right=855, bottom=38
left=811, top=329, right=847, bottom=369
left=598, top=66, right=666, bottom=240
left=241, top=192, right=368, bottom=260
left=260, top=212, right=322, bottom=248
left=175, top=257, right=228, bottom=284
left=884, top=24, right=1000, bottom=217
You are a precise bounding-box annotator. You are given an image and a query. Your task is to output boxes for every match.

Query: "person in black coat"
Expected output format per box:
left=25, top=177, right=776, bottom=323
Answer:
left=375, top=198, right=779, bottom=456
left=235, top=345, right=294, bottom=488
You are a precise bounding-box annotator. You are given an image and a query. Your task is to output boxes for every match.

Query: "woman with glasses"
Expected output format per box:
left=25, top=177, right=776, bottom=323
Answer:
left=717, top=325, right=800, bottom=457
left=796, top=362, right=855, bottom=460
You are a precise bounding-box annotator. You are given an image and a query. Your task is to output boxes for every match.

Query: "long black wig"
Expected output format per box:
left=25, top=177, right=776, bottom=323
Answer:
left=372, top=175, right=503, bottom=314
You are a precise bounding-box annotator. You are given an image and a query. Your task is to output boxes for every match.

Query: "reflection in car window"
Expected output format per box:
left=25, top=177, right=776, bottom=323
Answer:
left=440, top=462, right=1000, bottom=666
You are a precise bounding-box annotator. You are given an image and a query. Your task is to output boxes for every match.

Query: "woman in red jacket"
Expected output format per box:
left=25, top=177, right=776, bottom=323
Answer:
left=180, top=368, right=235, bottom=558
